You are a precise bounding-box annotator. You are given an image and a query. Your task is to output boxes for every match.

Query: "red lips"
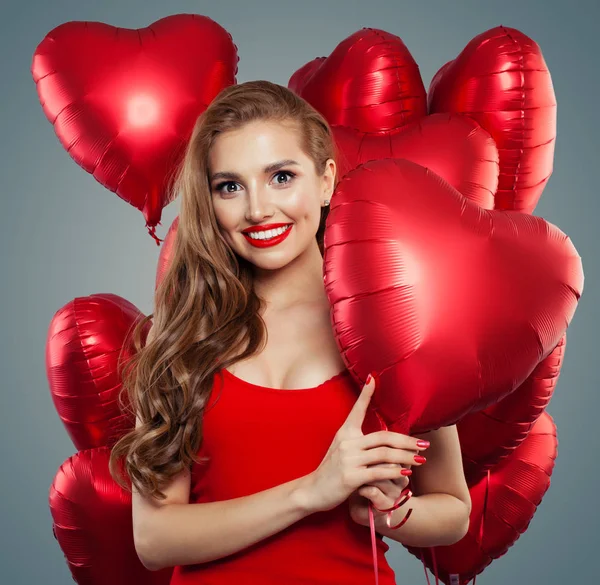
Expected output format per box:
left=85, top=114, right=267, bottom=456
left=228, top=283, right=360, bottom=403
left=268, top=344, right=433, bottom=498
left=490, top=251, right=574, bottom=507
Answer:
left=243, top=224, right=293, bottom=248
left=242, top=222, right=292, bottom=233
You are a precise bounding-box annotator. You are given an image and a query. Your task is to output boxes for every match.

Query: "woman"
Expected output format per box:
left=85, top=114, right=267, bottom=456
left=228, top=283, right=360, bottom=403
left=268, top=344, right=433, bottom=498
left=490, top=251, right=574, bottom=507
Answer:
left=110, top=80, right=471, bottom=584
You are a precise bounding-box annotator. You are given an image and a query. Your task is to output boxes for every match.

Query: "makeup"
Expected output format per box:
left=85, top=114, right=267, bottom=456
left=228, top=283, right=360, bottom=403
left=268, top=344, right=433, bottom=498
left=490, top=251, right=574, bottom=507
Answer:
left=243, top=224, right=293, bottom=248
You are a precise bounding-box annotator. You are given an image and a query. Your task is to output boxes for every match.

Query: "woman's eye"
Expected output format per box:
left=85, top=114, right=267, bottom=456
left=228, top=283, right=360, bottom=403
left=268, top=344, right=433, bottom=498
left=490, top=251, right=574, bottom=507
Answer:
left=215, top=181, right=239, bottom=195
left=274, top=170, right=295, bottom=185
left=215, top=171, right=295, bottom=197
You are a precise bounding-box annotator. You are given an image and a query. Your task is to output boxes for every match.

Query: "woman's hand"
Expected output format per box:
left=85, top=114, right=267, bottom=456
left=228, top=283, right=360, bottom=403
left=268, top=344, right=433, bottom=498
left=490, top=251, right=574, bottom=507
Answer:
left=348, top=463, right=412, bottom=527
left=302, top=375, right=428, bottom=514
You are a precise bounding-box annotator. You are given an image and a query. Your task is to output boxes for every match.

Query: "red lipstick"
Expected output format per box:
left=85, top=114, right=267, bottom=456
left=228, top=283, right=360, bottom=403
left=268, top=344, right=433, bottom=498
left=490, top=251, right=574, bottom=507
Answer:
left=242, top=223, right=293, bottom=248
left=242, top=222, right=292, bottom=233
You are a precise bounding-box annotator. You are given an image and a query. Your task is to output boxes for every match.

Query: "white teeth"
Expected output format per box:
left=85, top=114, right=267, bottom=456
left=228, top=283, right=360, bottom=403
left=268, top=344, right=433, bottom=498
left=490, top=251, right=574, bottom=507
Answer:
left=247, top=225, right=291, bottom=240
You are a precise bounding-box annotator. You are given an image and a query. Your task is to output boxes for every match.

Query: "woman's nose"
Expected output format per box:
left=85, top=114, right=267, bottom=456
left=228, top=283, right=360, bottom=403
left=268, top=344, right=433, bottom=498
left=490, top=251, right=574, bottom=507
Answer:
left=246, top=189, right=273, bottom=222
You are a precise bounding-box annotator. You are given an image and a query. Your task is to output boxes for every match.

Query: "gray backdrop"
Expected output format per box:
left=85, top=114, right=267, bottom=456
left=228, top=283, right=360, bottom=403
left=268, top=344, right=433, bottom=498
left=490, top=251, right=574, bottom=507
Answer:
left=2, top=1, right=596, bottom=583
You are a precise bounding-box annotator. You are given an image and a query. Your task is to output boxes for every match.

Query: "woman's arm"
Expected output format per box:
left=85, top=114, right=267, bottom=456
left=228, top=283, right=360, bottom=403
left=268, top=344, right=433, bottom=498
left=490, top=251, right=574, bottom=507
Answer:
left=139, top=474, right=315, bottom=571
left=374, top=424, right=472, bottom=547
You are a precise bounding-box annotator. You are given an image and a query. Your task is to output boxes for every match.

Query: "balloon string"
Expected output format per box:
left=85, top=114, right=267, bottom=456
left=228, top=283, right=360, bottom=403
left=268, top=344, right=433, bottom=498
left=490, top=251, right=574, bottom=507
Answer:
left=472, top=469, right=490, bottom=585
left=418, top=546, right=440, bottom=585
left=367, top=408, right=413, bottom=584
left=369, top=504, right=379, bottom=585
left=431, top=546, right=439, bottom=585
left=369, top=493, right=413, bottom=585
left=420, top=549, right=432, bottom=585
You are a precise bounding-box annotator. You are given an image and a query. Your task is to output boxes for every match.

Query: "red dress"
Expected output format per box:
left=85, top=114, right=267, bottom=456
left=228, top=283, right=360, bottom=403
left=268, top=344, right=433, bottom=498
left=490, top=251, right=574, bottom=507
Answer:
left=168, top=367, right=397, bottom=585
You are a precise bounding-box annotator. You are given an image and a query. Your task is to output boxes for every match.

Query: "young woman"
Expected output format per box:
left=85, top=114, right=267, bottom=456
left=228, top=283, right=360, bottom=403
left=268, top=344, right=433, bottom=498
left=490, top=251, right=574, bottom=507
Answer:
left=110, top=80, right=471, bottom=584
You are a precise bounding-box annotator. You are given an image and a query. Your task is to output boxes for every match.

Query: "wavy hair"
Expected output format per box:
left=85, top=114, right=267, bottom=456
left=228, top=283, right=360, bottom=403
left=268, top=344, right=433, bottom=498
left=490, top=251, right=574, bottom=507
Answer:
left=109, top=80, right=343, bottom=501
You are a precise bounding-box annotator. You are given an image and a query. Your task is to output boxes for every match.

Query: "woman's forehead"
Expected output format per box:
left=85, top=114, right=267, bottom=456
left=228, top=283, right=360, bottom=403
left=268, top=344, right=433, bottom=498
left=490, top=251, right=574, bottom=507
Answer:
left=208, top=125, right=308, bottom=175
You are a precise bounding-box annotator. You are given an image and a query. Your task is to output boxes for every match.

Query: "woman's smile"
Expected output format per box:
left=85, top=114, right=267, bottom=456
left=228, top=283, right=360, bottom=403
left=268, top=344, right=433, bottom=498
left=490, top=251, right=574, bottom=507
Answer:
left=242, top=224, right=293, bottom=248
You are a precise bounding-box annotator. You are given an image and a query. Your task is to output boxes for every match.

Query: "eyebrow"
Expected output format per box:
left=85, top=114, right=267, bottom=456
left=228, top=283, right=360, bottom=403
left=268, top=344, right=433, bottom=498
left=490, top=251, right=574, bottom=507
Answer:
left=209, top=159, right=301, bottom=183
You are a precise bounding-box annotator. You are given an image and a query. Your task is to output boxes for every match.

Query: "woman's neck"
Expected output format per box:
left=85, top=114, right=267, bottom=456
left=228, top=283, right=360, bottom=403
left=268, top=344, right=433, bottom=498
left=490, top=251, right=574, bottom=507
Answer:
left=253, top=240, right=328, bottom=313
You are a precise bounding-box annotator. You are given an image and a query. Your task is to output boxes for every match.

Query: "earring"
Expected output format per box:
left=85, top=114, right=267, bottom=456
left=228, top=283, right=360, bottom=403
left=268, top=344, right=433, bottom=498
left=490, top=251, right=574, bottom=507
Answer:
left=323, top=199, right=330, bottom=206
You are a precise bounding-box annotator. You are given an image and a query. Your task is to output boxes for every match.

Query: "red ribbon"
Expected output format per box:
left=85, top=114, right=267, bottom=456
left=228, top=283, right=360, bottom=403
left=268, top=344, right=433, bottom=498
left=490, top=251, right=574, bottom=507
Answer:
left=366, top=408, right=414, bottom=585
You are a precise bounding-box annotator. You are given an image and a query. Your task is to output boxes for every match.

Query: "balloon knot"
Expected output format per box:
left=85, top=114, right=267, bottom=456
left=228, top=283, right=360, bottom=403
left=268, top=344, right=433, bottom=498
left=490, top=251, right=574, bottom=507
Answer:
left=147, top=225, right=164, bottom=246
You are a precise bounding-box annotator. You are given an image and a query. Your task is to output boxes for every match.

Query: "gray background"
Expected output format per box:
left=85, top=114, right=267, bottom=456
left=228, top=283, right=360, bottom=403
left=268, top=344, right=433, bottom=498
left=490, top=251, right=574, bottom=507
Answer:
left=1, top=1, right=596, bottom=583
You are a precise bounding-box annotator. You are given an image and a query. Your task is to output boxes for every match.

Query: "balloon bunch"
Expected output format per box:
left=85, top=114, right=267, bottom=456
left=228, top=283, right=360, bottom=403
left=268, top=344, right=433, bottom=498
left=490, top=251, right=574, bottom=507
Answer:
left=290, top=25, right=583, bottom=585
left=39, top=14, right=240, bottom=585
left=39, top=15, right=584, bottom=585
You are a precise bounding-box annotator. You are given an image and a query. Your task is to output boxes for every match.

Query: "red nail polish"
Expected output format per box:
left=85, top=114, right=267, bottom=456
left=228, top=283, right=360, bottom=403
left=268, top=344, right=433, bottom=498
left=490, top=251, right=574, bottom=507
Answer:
left=366, top=373, right=372, bottom=385
left=414, top=455, right=427, bottom=464
left=401, top=468, right=412, bottom=476
left=372, top=372, right=380, bottom=389
left=416, top=440, right=430, bottom=448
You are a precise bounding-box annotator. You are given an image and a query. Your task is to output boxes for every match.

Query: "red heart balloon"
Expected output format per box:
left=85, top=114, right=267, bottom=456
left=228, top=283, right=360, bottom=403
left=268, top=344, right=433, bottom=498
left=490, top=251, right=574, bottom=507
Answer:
left=49, top=447, right=173, bottom=585
left=289, top=27, right=426, bottom=133
left=425, top=26, right=564, bottom=480
left=31, top=14, right=239, bottom=240
left=288, top=31, right=502, bottom=217
left=332, top=113, right=499, bottom=207
left=458, top=333, right=565, bottom=483
left=406, top=410, right=557, bottom=585
left=45, top=293, right=150, bottom=450
left=324, top=158, right=583, bottom=433
left=428, top=25, right=556, bottom=214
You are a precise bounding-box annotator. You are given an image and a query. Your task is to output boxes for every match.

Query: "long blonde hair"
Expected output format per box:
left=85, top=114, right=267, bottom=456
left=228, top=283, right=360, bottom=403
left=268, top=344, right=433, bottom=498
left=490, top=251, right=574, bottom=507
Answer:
left=109, top=80, right=341, bottom=501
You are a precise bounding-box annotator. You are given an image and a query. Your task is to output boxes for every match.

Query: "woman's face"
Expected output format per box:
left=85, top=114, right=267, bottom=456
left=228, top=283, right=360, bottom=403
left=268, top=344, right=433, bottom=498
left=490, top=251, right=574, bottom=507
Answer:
left=207, top=119, right=335, bottom=271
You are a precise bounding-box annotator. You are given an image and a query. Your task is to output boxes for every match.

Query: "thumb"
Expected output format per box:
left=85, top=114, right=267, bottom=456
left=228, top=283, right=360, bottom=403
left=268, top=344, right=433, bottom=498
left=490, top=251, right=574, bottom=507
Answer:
left=344, top=373, right=376, bottom=430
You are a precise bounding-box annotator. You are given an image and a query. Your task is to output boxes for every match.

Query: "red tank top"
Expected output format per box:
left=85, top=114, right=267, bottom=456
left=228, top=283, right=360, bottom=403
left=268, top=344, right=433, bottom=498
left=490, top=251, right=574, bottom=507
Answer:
left=168, top=367, right=397, bottom=585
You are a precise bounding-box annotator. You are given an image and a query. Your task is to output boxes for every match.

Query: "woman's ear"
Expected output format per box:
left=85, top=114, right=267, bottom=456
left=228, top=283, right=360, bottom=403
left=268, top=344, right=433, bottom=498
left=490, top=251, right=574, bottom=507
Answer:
left=323, top=158, right=336, bottom=198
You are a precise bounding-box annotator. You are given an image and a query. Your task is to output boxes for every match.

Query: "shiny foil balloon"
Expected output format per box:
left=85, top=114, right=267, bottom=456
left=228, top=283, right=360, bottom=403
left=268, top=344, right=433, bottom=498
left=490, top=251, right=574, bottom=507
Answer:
left=289, top=27, right=427, bottom=133
left=31, top=14, right=239, bottom=241
left=332, top=113, right=499, bottom=206
left=425, top=26, right=565, bottom=483
left=428, top=25, right=556, bottom=214
left=49, top=447, right=173, bottom=585
left=405, top=411, right=558, bottom=585
left=45, top=293, right=151, bottom=450
left=324, top=158, right=583, bottom=434
left=458, top=333, right=565, bottom=483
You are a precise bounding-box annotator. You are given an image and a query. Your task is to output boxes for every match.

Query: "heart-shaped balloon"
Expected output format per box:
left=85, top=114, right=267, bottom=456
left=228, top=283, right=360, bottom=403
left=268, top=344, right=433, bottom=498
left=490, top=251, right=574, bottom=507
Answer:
left=289, top=24, right=497, bottom=205
left=428, top=25, right=556, bottom=214
left=424, top=26, right=564, bottom=480
left=406, top=410, right=557, bottom=585
left=289, top=27, right=426, bottom=133
left=324, top=158, right=583, bottom=433
left=45, top=293, right=150, bottom=450
left=458, top=333, right=565, bottom=483
left=332, top=113, right=499, bottom=207
left=49, top=447, right=173, bottom=585
left=32, top=14, right=239, bottom=240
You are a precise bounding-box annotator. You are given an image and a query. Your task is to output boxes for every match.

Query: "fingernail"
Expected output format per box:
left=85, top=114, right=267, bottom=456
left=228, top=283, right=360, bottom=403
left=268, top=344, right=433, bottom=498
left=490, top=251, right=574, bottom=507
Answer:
left=372, top=372, right=380, bottom=389
left=401, top=468, right=412, bottom=476
left=366, top=373, right=372, bottom=385
left=416, top=440, right=430, bottom=448
left=414, top=455, right=427, bottom=464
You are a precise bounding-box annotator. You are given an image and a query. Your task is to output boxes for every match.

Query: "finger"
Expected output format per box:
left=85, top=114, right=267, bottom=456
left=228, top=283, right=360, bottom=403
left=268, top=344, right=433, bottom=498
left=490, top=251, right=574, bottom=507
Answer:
left=364, top=472, right=409, bottom=495
left=362, top=446, right=426, bottom=468
left=344, top=373, right=376, bottom=429
left=358, top=485, right=391, bottom=510
left=391, top=476, right=410, bottom=489
left=361, top=479, right=392, bottom=499
left=360, top=430, right=430, bottom=453
left=367, top=463, right=410, bottom=489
